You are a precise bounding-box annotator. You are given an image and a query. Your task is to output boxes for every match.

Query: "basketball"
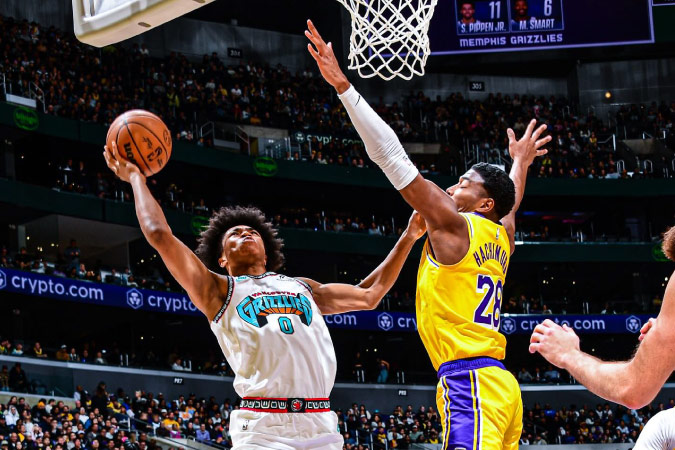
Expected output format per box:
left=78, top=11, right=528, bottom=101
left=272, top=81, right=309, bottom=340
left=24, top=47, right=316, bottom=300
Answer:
left=105, top=110, right=172, bottom=177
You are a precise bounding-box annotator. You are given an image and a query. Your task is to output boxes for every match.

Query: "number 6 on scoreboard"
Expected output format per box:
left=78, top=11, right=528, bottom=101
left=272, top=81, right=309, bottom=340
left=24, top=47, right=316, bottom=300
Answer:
left=473, top=274, right=503, bottom=330
left=544, top=0, right=553, bottom=16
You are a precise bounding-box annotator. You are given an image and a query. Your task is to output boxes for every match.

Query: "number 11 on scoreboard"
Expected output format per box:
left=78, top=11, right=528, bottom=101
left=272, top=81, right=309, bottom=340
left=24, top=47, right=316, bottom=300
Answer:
left=456, top=0, right=508, bottom=34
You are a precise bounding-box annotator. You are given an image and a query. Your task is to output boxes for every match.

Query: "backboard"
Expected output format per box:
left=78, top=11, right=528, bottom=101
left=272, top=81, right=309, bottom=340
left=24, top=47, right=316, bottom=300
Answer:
left=73, top=0, right=217, bottom=47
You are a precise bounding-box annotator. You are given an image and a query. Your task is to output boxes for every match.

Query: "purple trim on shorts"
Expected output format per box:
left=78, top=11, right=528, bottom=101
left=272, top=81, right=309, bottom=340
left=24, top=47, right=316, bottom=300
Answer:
left=441, top=370, right=475, bottom=450
left=472, top=370, right=482, bottom=450
left=437, top=357, right=504, bottom=378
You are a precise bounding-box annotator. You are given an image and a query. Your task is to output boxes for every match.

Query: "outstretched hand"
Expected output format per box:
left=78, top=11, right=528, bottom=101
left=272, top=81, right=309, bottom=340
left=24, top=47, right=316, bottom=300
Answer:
left=103, top=141, right=145, bottom=184
left=305, top=19, right=351, bottom=94
left=405, top=210, right=427, bottom=241
left=529, top=319, right=581, bottom=369
left=507, top=119, right=551, bottom=166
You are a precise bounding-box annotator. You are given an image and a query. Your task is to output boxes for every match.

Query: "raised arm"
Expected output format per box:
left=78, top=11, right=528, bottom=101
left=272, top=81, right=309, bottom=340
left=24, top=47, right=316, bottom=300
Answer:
left=305, top=20, right=465, bottom=237
left=103, top=143, right=228, bottom=320
left=301, top=211, right=426, bottom=315
left=502, top=121, right=551, bottom=253
left=529, top=230, right=675, bottom=409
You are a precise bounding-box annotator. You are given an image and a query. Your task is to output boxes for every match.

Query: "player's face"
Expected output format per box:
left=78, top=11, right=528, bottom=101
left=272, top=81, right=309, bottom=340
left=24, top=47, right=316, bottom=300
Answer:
left=445, top=170, right=491, bottom=213
left=460, top=3, right=475, bottom=20
left=515, top=0, right=528, bottom=18
left=221, top=225, right=266, bottom=265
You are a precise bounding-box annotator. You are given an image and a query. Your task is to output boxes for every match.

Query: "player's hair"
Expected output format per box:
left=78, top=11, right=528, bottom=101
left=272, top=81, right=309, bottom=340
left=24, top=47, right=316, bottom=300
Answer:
left=195, top=206, right=285, bottom=275
left=471, top=162, right=516, bottom=219
left=459, top=1, right=475, bottom=7
left=662, top=226, right=675, bottom=262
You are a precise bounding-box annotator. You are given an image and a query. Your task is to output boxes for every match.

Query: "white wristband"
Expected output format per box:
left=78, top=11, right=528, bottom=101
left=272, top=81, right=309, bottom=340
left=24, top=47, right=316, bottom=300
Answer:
left=339, top=86, right=419, bottom=190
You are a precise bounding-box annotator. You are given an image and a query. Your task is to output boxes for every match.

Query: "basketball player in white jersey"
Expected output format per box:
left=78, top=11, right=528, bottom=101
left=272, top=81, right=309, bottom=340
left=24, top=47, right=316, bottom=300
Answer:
left=103, top=142, right=426, bottom=449
left=633, top=408, right=675, bottom=450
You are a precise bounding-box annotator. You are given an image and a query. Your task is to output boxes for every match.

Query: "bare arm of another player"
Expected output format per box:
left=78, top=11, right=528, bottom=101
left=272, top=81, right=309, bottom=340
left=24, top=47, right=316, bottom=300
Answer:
left=301, top=211, right=426, bottom=314
left=103, top=143, right=227, bottom=320
left=501, top=122, right=551, bottom=253
left=305, top=20, right=465, bottom=238
left=529, top=232, right=675, bottom=408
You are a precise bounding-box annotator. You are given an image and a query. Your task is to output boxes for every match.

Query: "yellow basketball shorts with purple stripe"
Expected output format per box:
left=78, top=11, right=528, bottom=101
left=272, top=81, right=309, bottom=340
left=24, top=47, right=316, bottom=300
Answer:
left=435, top=357, right=522, bottom=450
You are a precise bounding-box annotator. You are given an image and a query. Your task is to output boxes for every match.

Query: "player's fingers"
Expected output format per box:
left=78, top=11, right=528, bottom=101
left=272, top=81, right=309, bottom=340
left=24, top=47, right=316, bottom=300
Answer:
left=639, top=322, right=650, bottom=334
left=640, top=317, right=656, bottom=334
left=541, top=318, right=558, bottom=328
left=536, top=149, right=548, bottom=157
left=532, top=324, right=549, bottom=337
left=506, top=128, right=516, bottom=144
left=523, top=119, right=536, bottom=140
left=531, top=123, right=548, bottom=141
left=104, top=148, right=117, bottom=169
left=528, top=343, right=540, bottom=354
left=306, top=20, right=326, bottom=48
left=103, top=151, right=111, bottom=167
left=307, top=43, right=320, bottom=61
left=562, top=324, right=576, bottom=335
left=535, top=136, right=552, bottom=148
left=304, top=29, right=321, bottom=47
left=104, top=144, right=115, bottom=161
left=111, top=141, right=120, bottom=159
left=304, top=31, right=325, bottom=55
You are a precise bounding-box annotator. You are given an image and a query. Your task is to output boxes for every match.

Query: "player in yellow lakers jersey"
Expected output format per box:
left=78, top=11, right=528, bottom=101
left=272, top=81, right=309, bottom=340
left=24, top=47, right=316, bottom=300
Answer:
left=306, top=20, right=550, bottom=449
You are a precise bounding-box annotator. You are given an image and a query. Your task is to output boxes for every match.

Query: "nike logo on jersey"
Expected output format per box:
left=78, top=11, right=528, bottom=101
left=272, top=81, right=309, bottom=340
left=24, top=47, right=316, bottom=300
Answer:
left=236, top=292, right=313, bottom=328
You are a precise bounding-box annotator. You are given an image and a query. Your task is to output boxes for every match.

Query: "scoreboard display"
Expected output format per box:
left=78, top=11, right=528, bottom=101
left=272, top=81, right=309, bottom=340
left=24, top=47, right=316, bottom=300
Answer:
left=432, top=0, right=654, bottom=55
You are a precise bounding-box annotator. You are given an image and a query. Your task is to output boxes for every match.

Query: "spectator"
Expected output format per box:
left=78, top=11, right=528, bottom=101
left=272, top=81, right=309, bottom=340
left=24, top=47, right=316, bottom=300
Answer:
left=8, top=364, right=27, bottom=392
left=195, top=424, right=210, bottom=443
left=0, top=366, right=9, bottom=392
left=518, top=367, right=534, bottom=383
left=4, top=406, right=19, bottom=427
left=55, top=346, right=69, bottom=362
left=31, top=342, right=47, bottom=359
left=69, top=349, right=80, bottom=363
left=171, top=359, right=185, bottom=372
left=409, top=424, right=423, bottom=442
left=544, top=365, right=561, bottom=383
left=64, top=240, right=81, bottom=271
left=94, top=352, right=106, bottom=365
left=91, top=382, right=108, bottom=417
left=376, top=358, right=390, bottom=384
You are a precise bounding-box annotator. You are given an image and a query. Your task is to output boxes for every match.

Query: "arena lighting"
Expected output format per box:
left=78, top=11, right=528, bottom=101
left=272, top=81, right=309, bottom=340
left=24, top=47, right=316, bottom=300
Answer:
left=604, top=91, right=613, bottom=100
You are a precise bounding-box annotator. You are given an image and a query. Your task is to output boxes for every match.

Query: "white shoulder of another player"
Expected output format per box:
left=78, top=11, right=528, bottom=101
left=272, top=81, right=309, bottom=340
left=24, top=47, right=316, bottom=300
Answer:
left=634, top=408, right=675, bottom=450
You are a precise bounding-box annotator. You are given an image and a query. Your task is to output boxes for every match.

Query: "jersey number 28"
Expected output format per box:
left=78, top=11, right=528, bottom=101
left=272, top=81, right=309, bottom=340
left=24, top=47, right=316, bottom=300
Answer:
left=473, top=274, right=502, bottom=330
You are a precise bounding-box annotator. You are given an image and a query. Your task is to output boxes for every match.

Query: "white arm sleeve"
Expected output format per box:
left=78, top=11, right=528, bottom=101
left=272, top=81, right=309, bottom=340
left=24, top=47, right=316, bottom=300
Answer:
left=338, top=85, right=419, bottom=190
left=633, top=409, right=675, bottom=450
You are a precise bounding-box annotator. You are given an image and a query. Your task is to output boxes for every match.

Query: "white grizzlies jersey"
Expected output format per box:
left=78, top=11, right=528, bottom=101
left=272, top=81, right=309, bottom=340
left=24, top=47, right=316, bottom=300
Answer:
left=210, top=272, right=337, bottom=399
left=633, top=408, right=675, bottom=450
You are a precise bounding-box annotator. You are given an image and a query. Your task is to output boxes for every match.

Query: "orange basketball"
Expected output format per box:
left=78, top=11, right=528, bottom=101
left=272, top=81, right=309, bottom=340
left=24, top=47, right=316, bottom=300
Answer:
left=106, top=110, right=172, bottom=177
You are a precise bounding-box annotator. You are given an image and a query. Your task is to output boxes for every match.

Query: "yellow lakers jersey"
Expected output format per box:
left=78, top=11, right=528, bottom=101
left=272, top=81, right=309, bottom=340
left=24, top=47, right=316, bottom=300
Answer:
left=416, top=212, right=511, bottom=370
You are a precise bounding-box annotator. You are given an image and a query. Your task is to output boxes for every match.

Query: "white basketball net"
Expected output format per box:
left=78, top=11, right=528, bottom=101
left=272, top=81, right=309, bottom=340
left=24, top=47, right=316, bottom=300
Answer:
left=336, top=0, right=438, bottom=81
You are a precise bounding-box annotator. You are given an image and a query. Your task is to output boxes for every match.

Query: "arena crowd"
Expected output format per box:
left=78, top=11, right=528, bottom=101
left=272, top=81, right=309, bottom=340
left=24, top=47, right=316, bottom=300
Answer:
left=0, top=15, right=672, bottom=180
left=0, top=381, right=671, bottom=449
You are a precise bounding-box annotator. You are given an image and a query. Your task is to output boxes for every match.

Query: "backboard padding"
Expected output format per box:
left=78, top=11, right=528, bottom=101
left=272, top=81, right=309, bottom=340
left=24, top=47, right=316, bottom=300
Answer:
left=73, top=0, right=217, bottom=47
